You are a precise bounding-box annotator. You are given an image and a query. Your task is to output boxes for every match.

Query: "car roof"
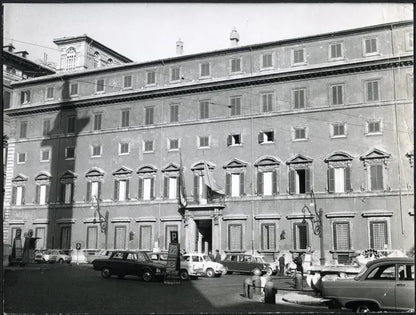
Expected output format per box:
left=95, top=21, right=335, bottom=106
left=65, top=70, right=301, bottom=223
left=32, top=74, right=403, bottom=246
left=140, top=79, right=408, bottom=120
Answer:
left=366, top=257, right=414, bottom=267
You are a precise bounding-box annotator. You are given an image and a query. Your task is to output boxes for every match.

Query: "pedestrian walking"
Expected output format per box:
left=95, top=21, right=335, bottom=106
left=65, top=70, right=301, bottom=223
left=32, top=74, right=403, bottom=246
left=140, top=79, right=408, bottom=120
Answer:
left=214, top=249, right=221, bottom=262
left=278, top=254, right=285, bottom=276
left=208, top=250, right=215, bottom=261
left=294, top=252, right=305, bottom=277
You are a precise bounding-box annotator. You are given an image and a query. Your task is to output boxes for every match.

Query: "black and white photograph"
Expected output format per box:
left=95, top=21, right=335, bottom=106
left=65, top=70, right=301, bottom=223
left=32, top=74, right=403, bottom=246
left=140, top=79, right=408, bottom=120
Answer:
left=2, top=2, right=414, bottom=313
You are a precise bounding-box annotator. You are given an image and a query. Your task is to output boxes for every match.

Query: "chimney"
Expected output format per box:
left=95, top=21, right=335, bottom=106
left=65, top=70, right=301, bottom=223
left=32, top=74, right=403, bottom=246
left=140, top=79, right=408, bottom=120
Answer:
left=176, top=39, right=183, bottom=56
left=3, top=43, right=15, bottom=52
left=230, top=28, right=239, bottom=47
left=43, top=52, right=48, bottom=64
left=15, top=51, right=29, bottom=58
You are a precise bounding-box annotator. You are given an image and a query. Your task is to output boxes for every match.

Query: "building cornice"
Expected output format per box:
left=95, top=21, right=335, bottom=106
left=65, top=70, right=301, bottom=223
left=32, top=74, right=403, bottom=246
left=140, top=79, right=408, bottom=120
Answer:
left=6, top=56, right=413, bottom=117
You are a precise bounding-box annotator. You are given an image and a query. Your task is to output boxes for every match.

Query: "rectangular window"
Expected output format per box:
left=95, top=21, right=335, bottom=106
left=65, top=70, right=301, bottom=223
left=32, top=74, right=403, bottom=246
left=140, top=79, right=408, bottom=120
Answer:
left=293, top=89, right=306, bottom=109
left=144, top=140, right=154, bottom=152
left=40, top=149, right=50, bottom=162
left=332, top=123, right=346, bottom=137
left=96, top=79, right=104, bottom=92
left=370, top=221, right=388, bottom=250
left=200, top=101, right=209, bottom=119
left=86, top=226, right=98, bottom=249
left=366, top=81, right=379, bottom=101
left=225, top=172, right=244, bottom=197
left=288, top=168, right=311, bottom=194
left=119, top=143, right=129, bottom=155
left=294, top=127, right=306, bottom=140
left=370, top=164, right=383, bottom=191
left=146, top=71, right=156, bottom=85
left=368, top=121, right=381, bottom=134
left=65, top=147, right=75, bottom=159
left=14, top=186, right=24, bottom=206
left=294, top=223, right=308, bottom=250
left=261, top=223, right=276, bottom=250
left=170, top=104, right=179, bottom=122
left=330, top=43, right=343, bottom=59
left=91, top=181, right=100, bottom=200
left=70, top=83, right=78, bottom=96
left=199, top=136, right=209, bottom=148
left=35, top=227, right=46, bottom=250
left=258, top=130, right=274, bottom=144
left=114, top=226, right=127, bottom=249
left=257, top=170, right=277, bottom=196
left=18, top=153, right=26, bottom=163
left=171, top=67, right=180, bottom=81
left=67, top=116, right=76, bottom=133
left=230, top=96, right=241, bottom=116
left=169, top=139, right=179, bottom=150
left=20, top=121, right=27, bottom=138
left=42, top=119, right=51, bottom=136
left=228, top=224, right=242, bottom=251
left=145, top=107, right=154, bottom=125
left=227, top=134, right=241, bottom=146
left=230, top=58, right=241, bottom=73
left=60, top=226, right=71, bottom=249
left=263, top=171, right=273, bottom=196
left=200, top=63, right=210, bottom=77
left=46, top=87, right=54, bottom=99
left=364, top=38, right=378, bottom=54
left=38, top=184, right=47, bottom=205
left=93, top=113, right=102, bottom=131
left=121, top=110, right=130, bottom=127
left=63, top=183, right=73, bottom=204
left=333, top=222, right=350, bottom=250
left=168, top=177, right=177, bottom=199
left=328, top=166, right=351, bottom=193
left=143, top=178, right=153, bottom=200
left=139, top=225, right=152, bottom=250
left=231, top=173, right=240, bottom=197
left=3, top=91, right=11, bottom=109
left=261, top=93, right=273, bottom=112
left=118, top=179, right=128, bottom=201
left=331, top=85, right=344, bottom=105
left=262, top=53, right=273, bottom=68
left=123, top=75, right=132, bottom=88
left=92, top=145, right=102, bottom=157
left=20, top=90, right=31, bottom=104
left=293, top=48, right=305, bottom=64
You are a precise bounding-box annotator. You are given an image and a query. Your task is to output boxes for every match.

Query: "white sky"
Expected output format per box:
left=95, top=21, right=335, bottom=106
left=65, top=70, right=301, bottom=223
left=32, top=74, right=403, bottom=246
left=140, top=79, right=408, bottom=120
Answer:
left=3, top=3, right=413, bottom=65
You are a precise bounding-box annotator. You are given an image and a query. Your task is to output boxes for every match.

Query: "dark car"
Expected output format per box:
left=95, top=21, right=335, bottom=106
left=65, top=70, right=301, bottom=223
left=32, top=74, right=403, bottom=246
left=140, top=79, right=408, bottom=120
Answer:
left=220, top=253, right=271, bottom=275
left=92, top=250, right=166, bottom=282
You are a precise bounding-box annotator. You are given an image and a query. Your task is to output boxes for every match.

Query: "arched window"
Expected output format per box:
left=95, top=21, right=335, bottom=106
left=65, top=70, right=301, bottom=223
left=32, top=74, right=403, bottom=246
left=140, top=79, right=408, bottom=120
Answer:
left=93, top=52, right=101, bottom=68
left=66, top=48, right=77, bottom=71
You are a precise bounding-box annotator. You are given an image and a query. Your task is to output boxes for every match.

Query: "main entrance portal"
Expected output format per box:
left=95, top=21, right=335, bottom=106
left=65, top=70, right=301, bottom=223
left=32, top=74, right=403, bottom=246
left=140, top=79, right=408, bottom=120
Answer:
left=195, top=219, right=212, bottom=254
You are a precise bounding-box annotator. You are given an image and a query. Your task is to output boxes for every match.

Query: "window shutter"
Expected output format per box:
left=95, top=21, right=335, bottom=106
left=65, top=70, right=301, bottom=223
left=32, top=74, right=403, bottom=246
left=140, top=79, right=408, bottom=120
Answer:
left=225, top=173, right=231, bottom=196
left=272, top=169, right=278, bottom=195
left=305, top=168, right=311, bottom=193
left=35, top=185, right=40, bottom=204
left=328, top=167, right=335, bottom=193
left=270, top=131, right=275, bottom=142
left=20, top=92, right=24, bottom=104
left=163, top=176, right=169, bottom=198
left=45, top=184, right=50, bottom=203
left=21, top=186, right=25, bottom=204
left=288, top=170, right=295, bottom=194
left=114, top=179, right=119, bottom=201
left=257, top=171, right=263, bottom=196
left=333, top=223, right=338, bottom=250
left=150, top=178, right=155, bottom=200
left=239, top=172, right=245, bottom=196
left=70, top=183, right=74, bottom=202
left=258, top=132, right=263, bottom=144
left=369, top=222, right=374, bottom=248
left=126, top=179, right=130, bottom=200
left=345, top=166, right=352, bottom=192
left=227, top=135, right=232, bottom=147
left=11, top=186, right=17, bottom=205
left=60, top=183, right=65, bottom=202
left=86, top=181, right=91, bottom=202
left=98, top=182, right=102, bottom=200
left=138, top=178, right=143, bottom=200
left=193, top=175, right=199, bottom=203
left=367, top=82, right=373, bottom=101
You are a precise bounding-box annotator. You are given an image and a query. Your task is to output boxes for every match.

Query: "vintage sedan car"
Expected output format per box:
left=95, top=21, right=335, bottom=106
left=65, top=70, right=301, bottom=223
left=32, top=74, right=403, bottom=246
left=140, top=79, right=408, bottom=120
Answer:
left=221, top=253, right=272, bottom=275
left=148, top=251, right=204, bottom=280
left=42, top=250, right=58, bottom=263
left=182, top=253, right=225, bottom=278
left=92, top=250, right=166, bottom=282
left=321, top=257, right=414, bottom=312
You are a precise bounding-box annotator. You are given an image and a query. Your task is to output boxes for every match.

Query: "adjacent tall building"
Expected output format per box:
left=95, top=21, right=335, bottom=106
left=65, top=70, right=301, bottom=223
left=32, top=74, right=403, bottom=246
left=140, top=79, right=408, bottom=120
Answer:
left=3, top=21, right=414, bottom=264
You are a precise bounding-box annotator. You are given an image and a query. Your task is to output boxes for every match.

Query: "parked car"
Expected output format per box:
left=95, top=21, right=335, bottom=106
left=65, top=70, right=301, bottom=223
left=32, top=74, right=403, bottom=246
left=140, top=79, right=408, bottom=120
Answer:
left=182, top=253, right=225, bottom=278
left=320, top=257, right=414, bottom=312
left=34, top=250, right=46, bottom=263
left=252, top=255, right=278, bottom=275
left=221, top=253, right=272, bottom=275
left=70, top=249, right=89, bottom=264
left=42, top=250, right=58, bottom=263
left=92, top=250, right=166, bottom=282
left=148, top=251, right=204, bottom=280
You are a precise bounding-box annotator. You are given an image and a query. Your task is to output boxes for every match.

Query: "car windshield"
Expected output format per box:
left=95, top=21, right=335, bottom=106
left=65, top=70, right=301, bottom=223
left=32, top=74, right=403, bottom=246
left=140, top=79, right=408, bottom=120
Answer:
left=354, top=265, right=368, bottom=280
left=203, top=255, right=211, bottom=262
left=137, top=252, right=150, bottom=262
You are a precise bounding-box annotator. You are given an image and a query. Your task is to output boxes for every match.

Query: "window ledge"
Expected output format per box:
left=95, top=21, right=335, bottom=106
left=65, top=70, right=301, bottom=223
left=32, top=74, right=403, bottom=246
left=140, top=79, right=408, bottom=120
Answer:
left=291, top=62, right=307, bottom=67
left=331, top=135, right=347, bottom=139
left=292, top=138, right=308, bottom=142
left=365, top=132, right=383, bottom=137
left=363, top=52, right=381, bottom=57
left=259, top=141, right=275, bottom=145
left=260, top=67, right=274, bottom=71
left=328, top=57, right=345, bottom=62
left=122, top=87, right=133, bottom=91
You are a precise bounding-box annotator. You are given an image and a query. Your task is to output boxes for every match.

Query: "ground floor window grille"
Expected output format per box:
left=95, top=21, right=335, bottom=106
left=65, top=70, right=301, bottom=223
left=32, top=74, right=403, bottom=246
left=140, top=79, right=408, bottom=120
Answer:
left=333, top=222, right=350, bottom=250
left=87, top=226, right=98, bottom=249
left=261, top=223, right=276, bottom=250
left=294, top=223, right=308, bottom=250
left=114, top=226, right=127, bottom=249
left=35, top=227, right=46, bottom=250
left=60, top=226, right=71, bottom=249
left=139, top=225, right=152, bottom=250
left=228, top=224, right=242, bottom=251
left=370, top=221, right=388, bottom=250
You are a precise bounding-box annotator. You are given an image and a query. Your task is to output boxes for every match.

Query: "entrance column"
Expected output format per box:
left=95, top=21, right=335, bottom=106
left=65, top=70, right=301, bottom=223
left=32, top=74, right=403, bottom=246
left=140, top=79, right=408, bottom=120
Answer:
left=211, top=208, right=221, bottom=252
left=184, top=212, right=196, bottom=253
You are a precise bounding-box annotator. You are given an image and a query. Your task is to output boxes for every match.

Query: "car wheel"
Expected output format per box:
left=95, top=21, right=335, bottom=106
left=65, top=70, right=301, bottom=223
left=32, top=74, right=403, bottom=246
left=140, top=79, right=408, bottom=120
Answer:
left=223, top=267, right=229, bottom=275
left=142, top=270, right=153, bottom=282
left=252, top=268, right=262, bottom=276
left=179, top=269, right=189, bottom=281
left=355, top=303, right=375, bottom=313
left=266, top=267, right=273, bottom=276
left=206, top=268, right=215, bottom=278
left=101, top=268, right=111, bottom=279
left=118, top=275, right=125, bottom=279
left=58, top=259, right=64, bottom=264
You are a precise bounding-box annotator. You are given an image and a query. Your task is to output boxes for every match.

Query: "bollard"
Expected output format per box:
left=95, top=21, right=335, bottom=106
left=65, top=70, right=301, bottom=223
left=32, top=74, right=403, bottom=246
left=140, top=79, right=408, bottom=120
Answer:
left=294, top=271, right=303, bottom=290
left=252, top=275, right=261, bottom=294
left=243, top=277, right=253, bottom=299
left=264, top=281, right=277, bottom=304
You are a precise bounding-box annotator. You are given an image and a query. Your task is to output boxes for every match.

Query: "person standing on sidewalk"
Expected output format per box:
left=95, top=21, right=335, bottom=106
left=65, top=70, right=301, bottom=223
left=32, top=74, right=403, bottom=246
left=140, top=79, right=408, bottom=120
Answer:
left=278, top=254, right=285, bottom=276
left=214, top=249, right=221, bottom=262
left=294, top=252, right=305, bottom=277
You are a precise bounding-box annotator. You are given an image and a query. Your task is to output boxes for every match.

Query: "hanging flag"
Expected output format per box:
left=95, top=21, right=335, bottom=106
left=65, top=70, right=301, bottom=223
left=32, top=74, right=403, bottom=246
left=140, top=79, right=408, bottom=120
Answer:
left=203, top=160, right=225, bottom=195
left=178, top=152, right=187, bottom=208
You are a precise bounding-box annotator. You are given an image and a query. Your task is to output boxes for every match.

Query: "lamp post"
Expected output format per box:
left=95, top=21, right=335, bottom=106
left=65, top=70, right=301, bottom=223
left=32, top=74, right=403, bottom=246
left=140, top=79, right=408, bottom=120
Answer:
left=91, top=195, right=109, bottom=250
left=301, top=189, right=325, bottom=265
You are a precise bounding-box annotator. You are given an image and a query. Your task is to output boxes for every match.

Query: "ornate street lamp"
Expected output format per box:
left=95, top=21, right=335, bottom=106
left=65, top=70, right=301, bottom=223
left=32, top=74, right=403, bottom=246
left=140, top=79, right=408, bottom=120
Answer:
left=91, top=195, right=109, bottom=250
left=301, top=189, right=325, bottom=265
